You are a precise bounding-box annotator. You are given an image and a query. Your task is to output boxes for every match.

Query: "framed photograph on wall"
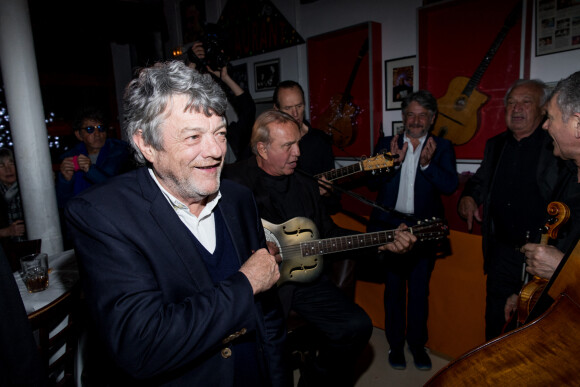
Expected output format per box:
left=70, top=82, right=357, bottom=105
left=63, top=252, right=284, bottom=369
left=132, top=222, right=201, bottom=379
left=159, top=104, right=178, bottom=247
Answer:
left=385, top=56, right=416, bottom=110
left=254, top=59, right=280, bottom=92
left=536, top=0, right=580, bottom=56
left=392, top=121, right=404, bottom=135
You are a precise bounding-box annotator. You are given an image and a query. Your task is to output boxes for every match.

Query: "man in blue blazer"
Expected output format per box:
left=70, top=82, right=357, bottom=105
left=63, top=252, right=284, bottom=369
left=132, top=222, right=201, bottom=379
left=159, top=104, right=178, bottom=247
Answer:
left=65, top=61, right=287, bottom=386
left=368, top=90, right=458, bottom=371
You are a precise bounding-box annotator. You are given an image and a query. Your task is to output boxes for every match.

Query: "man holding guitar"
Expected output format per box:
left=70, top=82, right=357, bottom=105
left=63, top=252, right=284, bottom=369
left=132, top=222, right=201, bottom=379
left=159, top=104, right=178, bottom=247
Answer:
left=222, top=109, right=416, bottom=386
left=367, top=90, right=458, bottom=371
left=458, top=79, right=562, bottom=340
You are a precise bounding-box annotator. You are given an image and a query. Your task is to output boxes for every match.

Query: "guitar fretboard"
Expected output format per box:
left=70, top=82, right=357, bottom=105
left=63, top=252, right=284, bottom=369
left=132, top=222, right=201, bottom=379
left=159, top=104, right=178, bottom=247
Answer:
left=301, top=231, right=395, bottom=256
left=299, top=225, right=445, bottom=257
left=315, top=162, right=363, bottom=181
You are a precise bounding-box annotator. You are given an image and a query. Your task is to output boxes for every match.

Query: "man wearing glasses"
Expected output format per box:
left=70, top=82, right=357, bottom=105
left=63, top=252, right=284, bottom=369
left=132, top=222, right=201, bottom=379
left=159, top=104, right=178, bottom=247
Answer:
left=56, top=107, right=130, bottom=209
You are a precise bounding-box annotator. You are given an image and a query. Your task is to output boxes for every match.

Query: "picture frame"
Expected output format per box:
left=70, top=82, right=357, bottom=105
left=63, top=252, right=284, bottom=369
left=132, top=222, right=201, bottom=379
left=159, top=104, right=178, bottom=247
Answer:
left=254, top=59, right=280, bottom=92
left=392, top=121, right=404, bottom=135
left=535, top=0, right=580, bottom=56
left=385, top=56, right=417, bottom=110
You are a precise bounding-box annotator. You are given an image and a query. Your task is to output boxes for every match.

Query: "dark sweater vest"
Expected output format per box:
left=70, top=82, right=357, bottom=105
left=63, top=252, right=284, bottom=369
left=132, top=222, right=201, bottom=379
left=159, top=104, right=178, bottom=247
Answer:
left=191, top=208, right=262, bottom=386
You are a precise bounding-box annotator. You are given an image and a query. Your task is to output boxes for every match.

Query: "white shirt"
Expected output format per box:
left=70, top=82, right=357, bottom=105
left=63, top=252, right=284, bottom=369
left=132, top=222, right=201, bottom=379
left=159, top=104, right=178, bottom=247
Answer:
left=149, top=168, right=221, bottom=253
left=394, top=133, right=427, bottom=215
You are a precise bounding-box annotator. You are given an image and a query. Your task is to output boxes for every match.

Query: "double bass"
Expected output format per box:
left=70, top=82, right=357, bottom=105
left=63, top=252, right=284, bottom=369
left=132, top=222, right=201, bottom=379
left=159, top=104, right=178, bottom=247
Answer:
left=426, top=201, right=580, bottom=385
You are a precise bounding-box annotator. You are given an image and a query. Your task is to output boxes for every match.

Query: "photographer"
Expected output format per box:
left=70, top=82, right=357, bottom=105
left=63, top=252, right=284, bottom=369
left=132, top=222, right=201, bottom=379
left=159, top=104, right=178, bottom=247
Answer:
left=188, top=41, right=255, bottom=162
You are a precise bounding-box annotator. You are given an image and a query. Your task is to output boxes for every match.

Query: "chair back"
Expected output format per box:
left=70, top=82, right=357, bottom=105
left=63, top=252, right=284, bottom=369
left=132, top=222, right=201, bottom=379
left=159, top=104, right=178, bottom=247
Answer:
left=29, top=284, right=82, bottom=387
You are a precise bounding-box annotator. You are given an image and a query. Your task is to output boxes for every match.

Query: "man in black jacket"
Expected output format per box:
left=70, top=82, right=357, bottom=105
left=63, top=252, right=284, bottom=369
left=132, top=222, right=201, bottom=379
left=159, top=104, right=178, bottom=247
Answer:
left=520, top=71, right=580, bottom=285
left=223, top=109, right=416, bottom=386
left=458, top=79, right=561, bottom=340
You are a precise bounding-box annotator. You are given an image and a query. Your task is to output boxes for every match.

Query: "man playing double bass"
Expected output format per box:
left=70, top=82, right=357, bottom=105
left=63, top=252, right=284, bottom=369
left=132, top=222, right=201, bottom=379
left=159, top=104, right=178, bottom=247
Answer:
left=517, top=71, right=580, bottom=299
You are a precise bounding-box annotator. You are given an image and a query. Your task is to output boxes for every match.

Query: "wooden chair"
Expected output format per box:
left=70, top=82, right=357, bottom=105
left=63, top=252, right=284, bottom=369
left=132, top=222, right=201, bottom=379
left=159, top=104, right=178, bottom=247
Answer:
left=29, top=284, right=83, bottom=387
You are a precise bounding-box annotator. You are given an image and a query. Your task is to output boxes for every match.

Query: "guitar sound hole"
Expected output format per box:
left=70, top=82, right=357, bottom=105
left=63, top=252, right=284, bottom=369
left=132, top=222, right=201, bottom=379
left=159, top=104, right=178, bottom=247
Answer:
left=454, top=97, right=466, bottom=110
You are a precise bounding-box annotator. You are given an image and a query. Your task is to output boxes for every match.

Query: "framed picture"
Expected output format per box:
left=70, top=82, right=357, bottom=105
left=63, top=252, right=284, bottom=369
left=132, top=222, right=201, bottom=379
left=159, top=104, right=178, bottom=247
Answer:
left=385, top=56, right=416, bottom=110
left=536, top=0, right=580, bottom=56
left=254, top=59, right=280, bottom=92
left=392, top=121, right=404, bottom=135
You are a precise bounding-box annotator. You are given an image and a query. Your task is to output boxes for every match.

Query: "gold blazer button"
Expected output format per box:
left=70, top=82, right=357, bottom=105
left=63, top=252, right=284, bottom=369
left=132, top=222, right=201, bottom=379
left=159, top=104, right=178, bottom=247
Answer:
left=221, top=348, right=232, bottom=359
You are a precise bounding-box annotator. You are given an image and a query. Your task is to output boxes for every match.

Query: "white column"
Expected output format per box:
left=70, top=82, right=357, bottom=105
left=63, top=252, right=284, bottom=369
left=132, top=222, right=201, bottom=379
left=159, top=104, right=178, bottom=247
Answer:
left=0, top=0, right=63, bottom=254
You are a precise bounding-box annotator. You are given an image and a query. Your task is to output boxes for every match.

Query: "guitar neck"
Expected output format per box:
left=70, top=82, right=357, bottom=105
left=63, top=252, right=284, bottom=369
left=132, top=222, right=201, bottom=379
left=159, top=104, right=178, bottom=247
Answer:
left=341, top=38, right=369, bottom=102
left=315, top=162, right=363, bottom=181
left=464, top=24, right=511, bottom=96
left=298, top=226, right=438, bottom=257
left=462, top=3, right=520, bottom=97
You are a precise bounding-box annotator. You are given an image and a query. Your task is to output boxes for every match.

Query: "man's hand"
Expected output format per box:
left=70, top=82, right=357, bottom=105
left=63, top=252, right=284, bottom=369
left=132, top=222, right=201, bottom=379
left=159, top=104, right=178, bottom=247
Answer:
left=266, top=241, right=281, bottom=263
left=239, top=248, right=280, bottom=295
left=378, top=224, right=417, bottom=254
left=318, top=175, right=333, bottom=197
left=458, top=196, right=482, bottom=232
left=390, top=135, right=408, bottom=164
left=504, top=293, right=519, bottom=322
left=419, top=137, right=436, bottom=168
left=76, top=154, right=91, bottom=173
left=60, top=157, right=75, bottom=181
left=5, top=219, right=25, bottom=238
left=520, top=243, right=564, bottom=280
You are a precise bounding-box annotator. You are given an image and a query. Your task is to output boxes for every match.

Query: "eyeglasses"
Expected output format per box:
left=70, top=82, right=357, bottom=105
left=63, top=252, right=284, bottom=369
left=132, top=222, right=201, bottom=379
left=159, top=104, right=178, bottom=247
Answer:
left=79, top=125, right=106, bottom=134
left=0, top=160, right=15, bottom=169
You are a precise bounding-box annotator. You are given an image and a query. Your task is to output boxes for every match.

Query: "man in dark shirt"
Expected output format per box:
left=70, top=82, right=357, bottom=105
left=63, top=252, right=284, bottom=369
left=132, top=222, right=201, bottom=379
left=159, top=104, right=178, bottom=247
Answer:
left=272, top=81, right=337, bottom=198
left=223, top=109, right=416, bottom=386
left=458, top=79, right=561, bottom=340
left=521, top=71, right=580, bottom=283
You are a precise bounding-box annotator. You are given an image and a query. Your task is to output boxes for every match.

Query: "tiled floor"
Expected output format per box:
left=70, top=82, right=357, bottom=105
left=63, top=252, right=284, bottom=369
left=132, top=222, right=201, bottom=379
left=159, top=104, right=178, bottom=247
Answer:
left=294, top=327, right=451, bottom=386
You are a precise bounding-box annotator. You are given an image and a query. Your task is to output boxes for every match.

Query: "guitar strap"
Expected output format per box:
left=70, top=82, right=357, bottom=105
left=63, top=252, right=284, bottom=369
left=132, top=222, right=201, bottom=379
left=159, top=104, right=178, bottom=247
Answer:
left=295, top=168, right=418, bottom=222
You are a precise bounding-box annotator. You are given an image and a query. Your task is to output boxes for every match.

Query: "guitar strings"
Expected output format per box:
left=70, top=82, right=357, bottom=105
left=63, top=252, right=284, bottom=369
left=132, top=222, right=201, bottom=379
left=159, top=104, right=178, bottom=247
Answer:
left=272, top=223, right=443, bottom=255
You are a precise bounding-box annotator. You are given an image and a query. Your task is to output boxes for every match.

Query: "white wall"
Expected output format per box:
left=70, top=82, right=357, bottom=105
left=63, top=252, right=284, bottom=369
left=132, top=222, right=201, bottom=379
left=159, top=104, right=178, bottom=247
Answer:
left=216, top=0, right=422, bottom=127
left=209, top=0, right=579, bottom=165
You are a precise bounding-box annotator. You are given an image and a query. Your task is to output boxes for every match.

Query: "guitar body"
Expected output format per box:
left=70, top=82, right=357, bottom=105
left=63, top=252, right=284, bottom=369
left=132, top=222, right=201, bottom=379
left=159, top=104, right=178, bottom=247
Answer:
left=262, top=217, right=323, bottom=285
left=432, top=76, right=489, bottom=145
left=319, top=93, right=359, bottom=149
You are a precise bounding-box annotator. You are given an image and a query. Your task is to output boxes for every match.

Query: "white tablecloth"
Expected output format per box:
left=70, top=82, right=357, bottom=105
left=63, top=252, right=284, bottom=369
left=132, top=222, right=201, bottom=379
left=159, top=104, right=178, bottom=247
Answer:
left=15, top=249, right=79, bottom=315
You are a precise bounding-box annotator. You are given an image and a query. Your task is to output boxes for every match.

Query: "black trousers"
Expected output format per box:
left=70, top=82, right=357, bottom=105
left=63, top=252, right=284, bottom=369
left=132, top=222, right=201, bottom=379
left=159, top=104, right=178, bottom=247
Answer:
left=382, top=247, right=435, bottom=351
left=484, top=241, right=525, bottom=341
left=280, top=274, right=373, bottom=386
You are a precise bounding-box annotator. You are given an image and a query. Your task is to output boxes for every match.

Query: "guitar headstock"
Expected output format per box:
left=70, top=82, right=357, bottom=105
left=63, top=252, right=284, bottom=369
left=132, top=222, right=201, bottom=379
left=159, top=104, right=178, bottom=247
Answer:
left=361, top=152, right=397, bottom=174
left=412, top=218, right=449, bottom=241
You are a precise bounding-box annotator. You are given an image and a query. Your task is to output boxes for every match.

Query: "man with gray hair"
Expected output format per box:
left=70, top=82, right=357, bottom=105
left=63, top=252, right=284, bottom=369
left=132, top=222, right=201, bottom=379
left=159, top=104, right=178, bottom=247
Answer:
left=368, top=90, right=458, bottom=370
left=65, top=61, right=288, bottom=386
left=458, top=79, right=562, bottom=340
left=223, top=109, right=416, bottom=386
left=520, top=71, right=580, bottom=286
